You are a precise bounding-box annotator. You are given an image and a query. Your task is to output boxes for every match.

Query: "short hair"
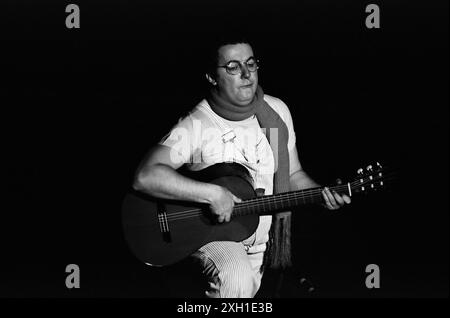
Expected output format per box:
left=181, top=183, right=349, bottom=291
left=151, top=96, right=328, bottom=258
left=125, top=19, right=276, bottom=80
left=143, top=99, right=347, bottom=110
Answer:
left=203, top=33, right=255, bottom=78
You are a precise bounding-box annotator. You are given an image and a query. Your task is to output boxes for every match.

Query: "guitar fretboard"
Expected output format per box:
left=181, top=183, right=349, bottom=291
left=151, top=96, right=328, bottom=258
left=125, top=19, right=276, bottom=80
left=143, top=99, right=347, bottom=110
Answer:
left=233, top=184, right=350, bottom=216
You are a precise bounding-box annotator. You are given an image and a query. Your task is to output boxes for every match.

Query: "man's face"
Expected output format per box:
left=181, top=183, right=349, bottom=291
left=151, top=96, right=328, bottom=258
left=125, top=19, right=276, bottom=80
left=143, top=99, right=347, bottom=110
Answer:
left=214, top=43, right=258, bottom=106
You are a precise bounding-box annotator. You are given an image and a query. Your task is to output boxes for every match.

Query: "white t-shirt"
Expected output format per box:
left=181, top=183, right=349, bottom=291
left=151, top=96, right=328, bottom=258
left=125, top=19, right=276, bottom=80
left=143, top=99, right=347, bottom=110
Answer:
left=159, top=94, right=298, bottom=267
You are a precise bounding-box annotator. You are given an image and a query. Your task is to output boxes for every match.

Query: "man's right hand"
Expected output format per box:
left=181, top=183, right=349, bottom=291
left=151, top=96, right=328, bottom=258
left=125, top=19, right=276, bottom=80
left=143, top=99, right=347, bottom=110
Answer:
left=208, top=185, right=242, bottom=223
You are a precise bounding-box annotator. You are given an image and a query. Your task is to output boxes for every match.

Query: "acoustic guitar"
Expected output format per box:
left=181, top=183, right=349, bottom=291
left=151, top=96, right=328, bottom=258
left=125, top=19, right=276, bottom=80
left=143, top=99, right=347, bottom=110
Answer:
left=122, top=162, right=387, bottom=266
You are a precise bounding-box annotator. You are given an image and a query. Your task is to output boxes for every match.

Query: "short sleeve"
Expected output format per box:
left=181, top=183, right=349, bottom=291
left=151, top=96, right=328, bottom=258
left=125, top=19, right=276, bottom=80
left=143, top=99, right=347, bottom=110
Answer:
left=159, top=114, right=196, bottom=165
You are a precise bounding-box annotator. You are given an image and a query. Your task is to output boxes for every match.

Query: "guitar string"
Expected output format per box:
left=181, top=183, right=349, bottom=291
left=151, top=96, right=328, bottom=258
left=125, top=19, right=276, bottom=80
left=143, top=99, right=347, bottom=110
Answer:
left=165, top=175, right=394, bottom=221
left=164, top=173, right=391, bottom=219
left=166, top=181, right=392, bottom=222
left=165, top=184, right=349, bottom=219
left=165, top=174, right=393, bottom=221
left=166, top=188, right=335, bottom=221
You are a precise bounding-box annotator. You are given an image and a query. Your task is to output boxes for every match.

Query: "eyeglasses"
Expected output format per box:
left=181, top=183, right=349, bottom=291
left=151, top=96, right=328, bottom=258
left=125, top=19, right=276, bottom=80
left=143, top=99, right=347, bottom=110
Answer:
left=217, top=57, right=259, bottom=75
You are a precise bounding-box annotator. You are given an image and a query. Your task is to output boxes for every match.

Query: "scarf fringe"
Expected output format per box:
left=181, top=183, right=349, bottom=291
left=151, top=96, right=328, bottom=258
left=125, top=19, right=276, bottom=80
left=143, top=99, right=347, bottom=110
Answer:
left=262, top=211, right=292, bottom=271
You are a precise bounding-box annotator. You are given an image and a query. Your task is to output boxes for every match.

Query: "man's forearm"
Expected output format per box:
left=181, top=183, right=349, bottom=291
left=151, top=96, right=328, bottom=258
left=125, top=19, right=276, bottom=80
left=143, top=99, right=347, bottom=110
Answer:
left=133, top=164, right=218, bottom=204
left=289, top=169, right=321, bottom=191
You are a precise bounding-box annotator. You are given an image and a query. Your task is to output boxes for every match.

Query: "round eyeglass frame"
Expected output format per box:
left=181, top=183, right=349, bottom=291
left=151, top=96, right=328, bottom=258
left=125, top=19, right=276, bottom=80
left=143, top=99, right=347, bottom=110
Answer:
left=217, top=58, right=260, bottom=75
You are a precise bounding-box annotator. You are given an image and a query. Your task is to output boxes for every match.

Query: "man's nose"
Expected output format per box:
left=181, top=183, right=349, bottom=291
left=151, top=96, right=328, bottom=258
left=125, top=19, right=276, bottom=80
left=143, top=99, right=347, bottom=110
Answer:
left=241, top=65, right=251, bottom=79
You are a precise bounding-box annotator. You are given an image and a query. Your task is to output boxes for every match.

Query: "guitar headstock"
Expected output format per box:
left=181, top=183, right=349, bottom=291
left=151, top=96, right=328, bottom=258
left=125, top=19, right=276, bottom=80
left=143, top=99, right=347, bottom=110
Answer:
left=351, top=162, right=385, bottom=194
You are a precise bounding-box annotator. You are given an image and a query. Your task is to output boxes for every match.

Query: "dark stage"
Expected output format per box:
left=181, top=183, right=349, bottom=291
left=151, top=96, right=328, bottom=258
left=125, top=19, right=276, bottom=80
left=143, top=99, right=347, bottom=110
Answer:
left=1, top=0, right=448, bottom=300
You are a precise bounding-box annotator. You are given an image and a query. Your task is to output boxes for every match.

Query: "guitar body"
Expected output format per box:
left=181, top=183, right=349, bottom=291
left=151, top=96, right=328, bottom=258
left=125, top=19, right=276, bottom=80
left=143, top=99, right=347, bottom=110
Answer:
left=122, top=163, right=259, bottom=267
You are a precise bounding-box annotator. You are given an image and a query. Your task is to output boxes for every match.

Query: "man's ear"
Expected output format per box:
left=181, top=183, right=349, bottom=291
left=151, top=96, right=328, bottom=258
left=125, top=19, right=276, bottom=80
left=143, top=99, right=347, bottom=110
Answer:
left=205, top=73, right=217, bottom=86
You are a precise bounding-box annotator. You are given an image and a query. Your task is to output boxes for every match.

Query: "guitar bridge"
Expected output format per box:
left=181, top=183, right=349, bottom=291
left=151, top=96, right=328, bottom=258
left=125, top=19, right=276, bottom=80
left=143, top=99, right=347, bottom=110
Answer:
left=157, top=202, right=172, bottom=242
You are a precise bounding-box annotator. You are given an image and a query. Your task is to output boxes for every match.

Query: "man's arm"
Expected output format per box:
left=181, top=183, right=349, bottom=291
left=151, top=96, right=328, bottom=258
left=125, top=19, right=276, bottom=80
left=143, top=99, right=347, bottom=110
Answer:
left=288, top=145, right=351, bottom=209
left=133, top=144, right=240, bottom=222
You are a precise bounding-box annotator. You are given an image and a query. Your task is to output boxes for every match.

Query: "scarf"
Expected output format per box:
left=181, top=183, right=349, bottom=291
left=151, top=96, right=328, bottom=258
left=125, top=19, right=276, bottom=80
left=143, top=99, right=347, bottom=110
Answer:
left=206, top=85, right=292, bottom=270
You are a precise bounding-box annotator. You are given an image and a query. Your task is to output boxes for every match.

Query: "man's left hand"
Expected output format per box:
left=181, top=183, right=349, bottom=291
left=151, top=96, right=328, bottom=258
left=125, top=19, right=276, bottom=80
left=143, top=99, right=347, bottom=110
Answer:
left=322, top=187, right=351, bottom=210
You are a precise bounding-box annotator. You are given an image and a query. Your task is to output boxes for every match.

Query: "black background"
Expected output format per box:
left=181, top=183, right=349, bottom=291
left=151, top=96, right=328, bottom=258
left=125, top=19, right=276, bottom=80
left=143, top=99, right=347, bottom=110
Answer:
left=1, top=0, right=448, bottom=298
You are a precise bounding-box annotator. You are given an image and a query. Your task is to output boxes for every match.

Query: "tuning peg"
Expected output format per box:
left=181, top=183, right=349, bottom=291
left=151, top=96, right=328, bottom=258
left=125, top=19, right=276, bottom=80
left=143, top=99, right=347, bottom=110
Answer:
left=366, top=165, right=373, bottom=172
left=357, top=168, right=364, bottom=175
left=376, top=162, right=382, bottom=168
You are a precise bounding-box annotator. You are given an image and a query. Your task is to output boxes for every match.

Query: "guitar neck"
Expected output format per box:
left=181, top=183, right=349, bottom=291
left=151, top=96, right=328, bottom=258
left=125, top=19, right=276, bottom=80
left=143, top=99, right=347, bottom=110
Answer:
left=233, top=184, right=351, bottom=216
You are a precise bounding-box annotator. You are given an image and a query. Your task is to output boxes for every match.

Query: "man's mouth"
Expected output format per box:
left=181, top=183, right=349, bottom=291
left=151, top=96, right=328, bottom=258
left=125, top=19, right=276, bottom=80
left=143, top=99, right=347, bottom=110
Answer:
left=240, top=83, right=253, bottom=88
